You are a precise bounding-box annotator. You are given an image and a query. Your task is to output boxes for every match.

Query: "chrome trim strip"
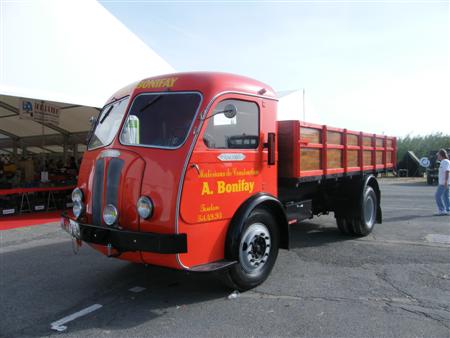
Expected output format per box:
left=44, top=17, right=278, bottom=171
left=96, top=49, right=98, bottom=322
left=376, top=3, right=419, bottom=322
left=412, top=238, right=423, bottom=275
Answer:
left=100, top=149, right=121, bottom=158
left=175, top=90, right=273, bottom=269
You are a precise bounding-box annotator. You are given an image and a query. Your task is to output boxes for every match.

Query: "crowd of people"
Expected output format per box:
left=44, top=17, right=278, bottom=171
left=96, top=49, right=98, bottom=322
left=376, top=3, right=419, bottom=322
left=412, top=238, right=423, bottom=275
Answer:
left=0, top=154, right=79, bottom=189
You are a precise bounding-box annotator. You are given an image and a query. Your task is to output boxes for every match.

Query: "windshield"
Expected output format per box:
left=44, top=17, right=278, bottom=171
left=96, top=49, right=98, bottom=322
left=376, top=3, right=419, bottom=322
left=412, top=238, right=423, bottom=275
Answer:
left=120, top=93, right=201, bottom=148
left=88, top=97, right=130, bottom=150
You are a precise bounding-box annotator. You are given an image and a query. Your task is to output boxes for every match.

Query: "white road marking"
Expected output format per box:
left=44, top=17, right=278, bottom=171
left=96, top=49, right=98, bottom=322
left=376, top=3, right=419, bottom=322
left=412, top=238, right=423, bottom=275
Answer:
left=50, top=304, right=102, bottom=332
left=129, top=286, right=146, bottom=293
left=425, top=234, right=450, bottom=245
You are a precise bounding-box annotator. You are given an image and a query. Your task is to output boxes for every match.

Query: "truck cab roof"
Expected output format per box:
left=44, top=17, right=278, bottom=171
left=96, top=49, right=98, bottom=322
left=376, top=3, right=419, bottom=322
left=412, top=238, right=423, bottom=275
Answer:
left=104, top=72, right=277, bottom=106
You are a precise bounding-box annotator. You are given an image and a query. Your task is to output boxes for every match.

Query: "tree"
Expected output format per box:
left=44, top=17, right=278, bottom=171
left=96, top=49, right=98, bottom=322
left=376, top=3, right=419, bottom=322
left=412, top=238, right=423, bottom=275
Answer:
left=397, top=133, right=450, bottom=163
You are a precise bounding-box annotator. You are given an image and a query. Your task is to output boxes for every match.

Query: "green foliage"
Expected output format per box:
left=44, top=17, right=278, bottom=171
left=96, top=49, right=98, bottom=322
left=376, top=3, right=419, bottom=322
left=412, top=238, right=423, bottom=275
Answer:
left=397, top=133, right=450, bottom=162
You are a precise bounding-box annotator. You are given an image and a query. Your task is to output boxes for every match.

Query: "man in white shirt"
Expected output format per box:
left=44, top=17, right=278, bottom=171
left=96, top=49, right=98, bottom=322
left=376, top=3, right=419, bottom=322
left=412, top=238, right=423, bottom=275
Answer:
left=435, top=149, right=450, bottom=215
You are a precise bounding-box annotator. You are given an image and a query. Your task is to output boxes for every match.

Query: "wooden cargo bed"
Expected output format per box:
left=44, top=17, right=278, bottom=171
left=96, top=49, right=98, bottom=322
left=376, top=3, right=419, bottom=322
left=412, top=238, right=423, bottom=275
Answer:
left=278, top=120, right=396, bottom=180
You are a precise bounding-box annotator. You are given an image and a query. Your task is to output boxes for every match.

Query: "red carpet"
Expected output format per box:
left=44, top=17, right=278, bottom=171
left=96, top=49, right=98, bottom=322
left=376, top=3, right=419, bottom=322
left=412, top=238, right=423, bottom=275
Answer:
left=0, top=211, right=62, bottom=230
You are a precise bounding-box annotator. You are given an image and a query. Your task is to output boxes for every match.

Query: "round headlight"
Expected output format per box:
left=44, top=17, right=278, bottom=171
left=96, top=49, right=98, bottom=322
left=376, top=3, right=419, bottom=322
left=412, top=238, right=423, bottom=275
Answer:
left=73, top=200, right=84, bottom=219
left=103, top=204, right=118, bottom=226
left=137, top=196, right=153, bottom=219
left=72, top=188, right=83, bottom=202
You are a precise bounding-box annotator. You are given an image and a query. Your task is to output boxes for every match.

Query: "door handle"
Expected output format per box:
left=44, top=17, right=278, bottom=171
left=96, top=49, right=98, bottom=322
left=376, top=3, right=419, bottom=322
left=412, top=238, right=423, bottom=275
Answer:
left=190, top=163, right=200, bottom=174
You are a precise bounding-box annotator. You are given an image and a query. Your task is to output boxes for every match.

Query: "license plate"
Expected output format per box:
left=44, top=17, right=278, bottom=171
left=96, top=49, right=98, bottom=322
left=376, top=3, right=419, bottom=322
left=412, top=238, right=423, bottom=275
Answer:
left=69, top=219, right=81, bottom=239
left=2, top=209, right=15, bottom=215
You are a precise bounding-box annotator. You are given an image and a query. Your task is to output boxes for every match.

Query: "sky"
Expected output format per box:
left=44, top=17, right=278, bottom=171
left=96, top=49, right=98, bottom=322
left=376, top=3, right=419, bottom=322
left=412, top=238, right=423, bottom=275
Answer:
left=99, top=0, right=449, bottom=137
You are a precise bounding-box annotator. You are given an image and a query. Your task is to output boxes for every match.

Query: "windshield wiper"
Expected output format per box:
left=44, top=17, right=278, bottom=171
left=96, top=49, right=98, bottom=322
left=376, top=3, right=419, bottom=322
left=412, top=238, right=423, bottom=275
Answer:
left=139, top=95, right=162, bottom=113
left=99, top=104, right=114, bottom=124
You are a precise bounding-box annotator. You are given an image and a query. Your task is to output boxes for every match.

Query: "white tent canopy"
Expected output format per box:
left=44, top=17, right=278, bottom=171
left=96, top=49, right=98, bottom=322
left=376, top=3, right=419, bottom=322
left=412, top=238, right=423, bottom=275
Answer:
left=277, top=90, right=322, bottom=123
left=0, top=0, right=174, bottom=156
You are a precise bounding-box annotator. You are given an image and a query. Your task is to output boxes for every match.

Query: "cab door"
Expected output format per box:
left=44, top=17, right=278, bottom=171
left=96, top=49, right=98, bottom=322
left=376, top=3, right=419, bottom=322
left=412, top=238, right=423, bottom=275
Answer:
left=179, top=94, right=277, bottom=266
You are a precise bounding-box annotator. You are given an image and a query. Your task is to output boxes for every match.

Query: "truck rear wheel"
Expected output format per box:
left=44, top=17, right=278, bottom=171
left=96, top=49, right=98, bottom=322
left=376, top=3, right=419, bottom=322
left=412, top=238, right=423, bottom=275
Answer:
left=225, top=208, right=279, bottom=291
left=336, top=217, right=353, bottom=234
left=351, top=186, right=377, bottom=236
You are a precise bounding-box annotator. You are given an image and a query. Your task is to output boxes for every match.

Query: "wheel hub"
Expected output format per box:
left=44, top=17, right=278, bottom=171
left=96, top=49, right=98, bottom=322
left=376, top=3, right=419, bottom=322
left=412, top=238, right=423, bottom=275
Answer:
left=239, top=223, right=271, bottom=273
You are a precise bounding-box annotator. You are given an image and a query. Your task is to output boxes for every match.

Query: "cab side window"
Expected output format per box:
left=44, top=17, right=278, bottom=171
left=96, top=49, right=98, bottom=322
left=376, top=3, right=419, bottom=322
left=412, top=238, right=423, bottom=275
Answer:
left=203, top=99, right=259, bottom=149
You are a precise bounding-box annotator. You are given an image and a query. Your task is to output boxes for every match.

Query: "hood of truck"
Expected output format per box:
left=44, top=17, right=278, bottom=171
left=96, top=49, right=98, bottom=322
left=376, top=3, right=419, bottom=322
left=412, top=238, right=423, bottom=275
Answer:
left=78, top=145, right=190, bottom=234
left=78, top=148, right=145, bottom=232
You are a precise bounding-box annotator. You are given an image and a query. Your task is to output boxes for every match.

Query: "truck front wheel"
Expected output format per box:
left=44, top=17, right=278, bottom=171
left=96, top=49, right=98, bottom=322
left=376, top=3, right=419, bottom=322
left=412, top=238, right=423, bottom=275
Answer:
left=225, top=208, right=279, bottom=291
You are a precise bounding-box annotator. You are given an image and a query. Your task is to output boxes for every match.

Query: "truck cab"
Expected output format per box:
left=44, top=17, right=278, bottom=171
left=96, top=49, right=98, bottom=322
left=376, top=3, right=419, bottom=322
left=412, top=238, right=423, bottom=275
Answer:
left=62, top=73, right=285, bottom=289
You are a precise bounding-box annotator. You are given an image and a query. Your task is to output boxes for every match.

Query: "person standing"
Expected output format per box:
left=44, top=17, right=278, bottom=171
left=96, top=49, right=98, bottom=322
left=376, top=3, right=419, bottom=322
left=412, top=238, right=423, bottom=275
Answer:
left=434, top=149, right=450, bottom=215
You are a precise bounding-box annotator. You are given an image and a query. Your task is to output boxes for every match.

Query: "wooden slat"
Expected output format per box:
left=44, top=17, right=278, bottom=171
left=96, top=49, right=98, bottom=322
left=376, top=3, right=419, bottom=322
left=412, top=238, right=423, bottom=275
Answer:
left=348, top=150, right=359, bottom=167
left=327, top=131, right=342, bottom=145
left=300, top=148, right=321, bottom=171
left=327, top=149, right=342, bottom=168
left=376, top=138, right=384, bottom=147
left=376, top=151, right=383, bottom=164
left=347, top=134, right=359, bottom=146
left=364, top=150, right=373, bottom=165
left=363, top=136, right=372, bottom=147
left=300, top=127, right=321, bottom=143
left=387, top=151, right=393, bottom=163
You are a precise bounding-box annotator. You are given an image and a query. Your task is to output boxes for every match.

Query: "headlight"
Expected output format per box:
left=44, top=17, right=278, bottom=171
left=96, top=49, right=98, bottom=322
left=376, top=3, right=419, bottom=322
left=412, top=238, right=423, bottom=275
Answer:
left=103, top=204, right=118, bottom=226
left=73, top=200, right=84, bottom=219
left=137, top=196, right=153, bottom=219
left=72, top=188, right=83, bottom=202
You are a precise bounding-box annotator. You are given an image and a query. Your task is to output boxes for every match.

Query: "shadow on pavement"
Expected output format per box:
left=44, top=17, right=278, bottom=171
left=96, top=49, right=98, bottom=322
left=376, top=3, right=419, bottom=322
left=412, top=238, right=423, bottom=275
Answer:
left=288, top=220, right=353, bottom=249
left=383, top=214, right=437, bottom=222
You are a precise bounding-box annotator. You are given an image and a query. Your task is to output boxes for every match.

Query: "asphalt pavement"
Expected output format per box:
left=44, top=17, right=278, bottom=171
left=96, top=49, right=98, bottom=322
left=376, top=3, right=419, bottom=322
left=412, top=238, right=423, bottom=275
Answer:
left=1, top=178, right=449, bottom=337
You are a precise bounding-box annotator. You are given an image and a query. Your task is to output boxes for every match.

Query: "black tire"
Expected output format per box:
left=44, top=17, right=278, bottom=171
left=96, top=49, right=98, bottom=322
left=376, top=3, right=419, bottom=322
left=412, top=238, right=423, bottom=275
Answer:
left=225, top=208, right=279, bottom=291
left=350, top=186, right=377, bottom=236
left=336, top=217, right=354, bottom=235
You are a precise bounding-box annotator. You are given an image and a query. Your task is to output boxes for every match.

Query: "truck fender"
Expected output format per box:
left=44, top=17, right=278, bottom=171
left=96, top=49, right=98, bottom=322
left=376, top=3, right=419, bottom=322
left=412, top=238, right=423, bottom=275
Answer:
left=225, top=193, right=289, bottom=262
left=361, top=175, right=382, bottom=223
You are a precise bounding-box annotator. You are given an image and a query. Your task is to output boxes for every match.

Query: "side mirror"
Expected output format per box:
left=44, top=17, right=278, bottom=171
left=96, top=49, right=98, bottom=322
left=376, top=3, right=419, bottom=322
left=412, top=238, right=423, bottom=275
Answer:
left=223, top=104, right=237, bottom=119
left=204, top=103, right=238, bottom=120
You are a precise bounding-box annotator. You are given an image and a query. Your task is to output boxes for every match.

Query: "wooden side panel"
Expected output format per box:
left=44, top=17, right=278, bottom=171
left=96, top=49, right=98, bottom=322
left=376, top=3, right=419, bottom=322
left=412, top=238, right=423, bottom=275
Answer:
left=300, top=127, right=321, bottom=143
left=364, top=151, right=373, bottom=165
left=348, top=150, right=359, bottom=167
left=347, top=134, right=359, bottom=146
left=276, top=120, right=396, bottom=179
left=376, top=151, right=383, bottom=164
left=327, top=149, right=342, bottom=168
left=300, top=149, right=321, bottom=171
left=387, top=151, right=393, bottom=163
left=327, top=131, right=342, bottom=145
left=363, top=136, right=372, bottom=147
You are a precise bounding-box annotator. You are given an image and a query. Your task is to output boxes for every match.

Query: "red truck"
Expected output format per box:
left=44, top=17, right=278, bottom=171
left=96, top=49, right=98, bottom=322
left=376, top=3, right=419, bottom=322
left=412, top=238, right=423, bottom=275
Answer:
left=61, top=72, right=396, bottom=290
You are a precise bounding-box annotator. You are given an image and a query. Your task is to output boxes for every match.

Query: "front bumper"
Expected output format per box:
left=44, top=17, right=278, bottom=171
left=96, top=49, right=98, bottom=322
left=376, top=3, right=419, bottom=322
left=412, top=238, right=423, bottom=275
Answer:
left=61, top=212, right=187, bottom=254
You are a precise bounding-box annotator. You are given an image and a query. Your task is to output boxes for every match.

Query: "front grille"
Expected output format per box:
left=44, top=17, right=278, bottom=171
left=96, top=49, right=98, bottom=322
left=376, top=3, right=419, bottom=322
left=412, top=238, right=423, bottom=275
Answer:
left=105, top=158, right=124, bottom=212
left=92, top=159, right=105, bottom=225
left=91, top=157, right=124, bottom=226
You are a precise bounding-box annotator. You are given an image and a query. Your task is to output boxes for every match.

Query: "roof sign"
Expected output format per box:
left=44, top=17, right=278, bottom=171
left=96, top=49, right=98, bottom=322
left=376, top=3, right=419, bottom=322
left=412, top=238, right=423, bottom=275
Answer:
left=19, top=99, right=60, bottom=126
